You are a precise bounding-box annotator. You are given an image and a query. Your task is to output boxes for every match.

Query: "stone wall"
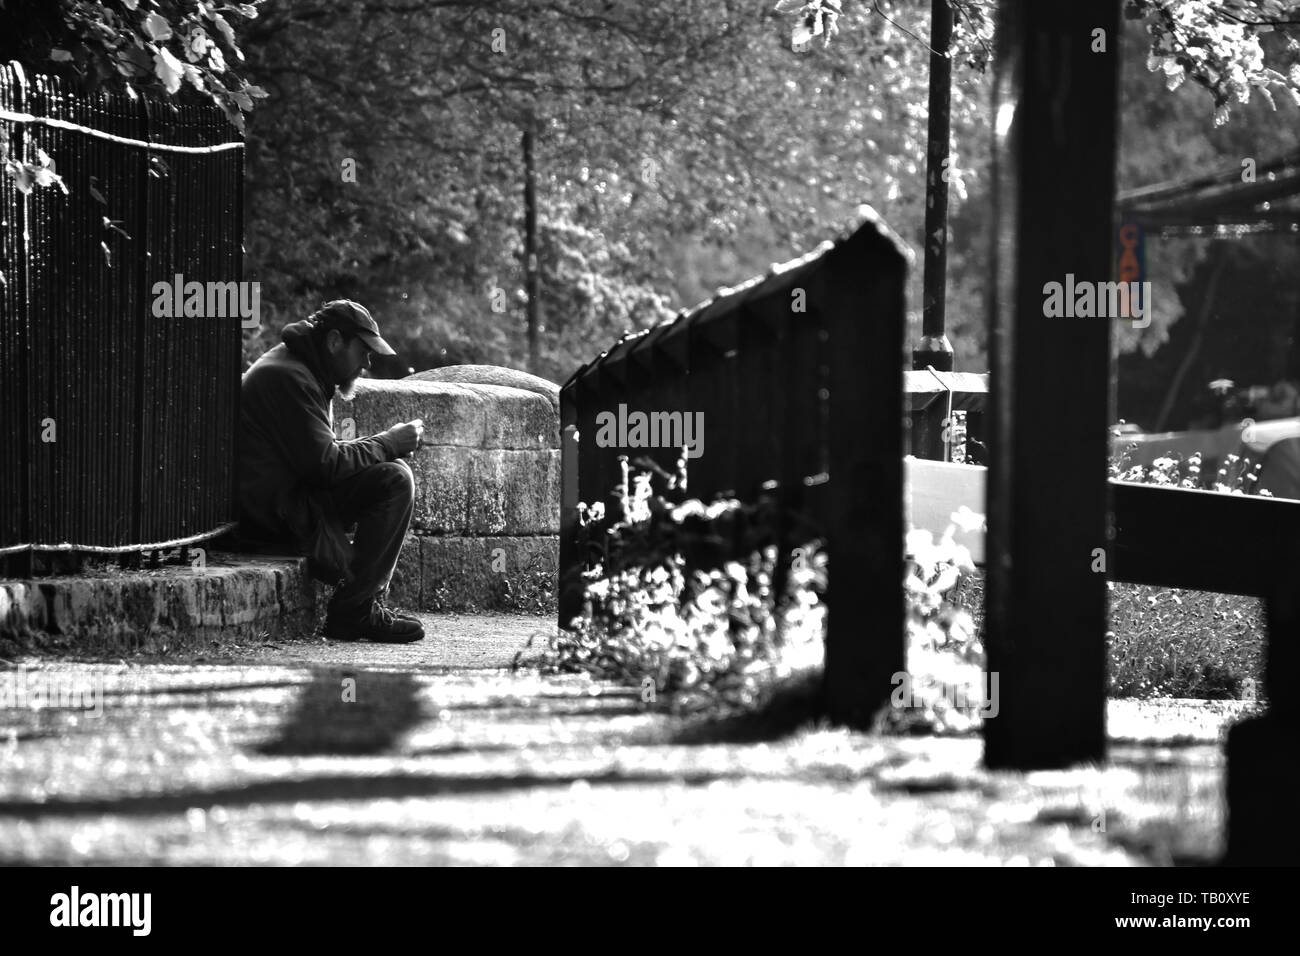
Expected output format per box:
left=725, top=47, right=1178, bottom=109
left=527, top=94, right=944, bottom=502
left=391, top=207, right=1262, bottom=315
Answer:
left=335, top=371, right=561, bottom=613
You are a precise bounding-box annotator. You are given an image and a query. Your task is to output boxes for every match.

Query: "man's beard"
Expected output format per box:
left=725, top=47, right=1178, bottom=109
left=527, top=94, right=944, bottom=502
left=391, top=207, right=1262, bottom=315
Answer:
left=336, top=374, right=361, bottom=402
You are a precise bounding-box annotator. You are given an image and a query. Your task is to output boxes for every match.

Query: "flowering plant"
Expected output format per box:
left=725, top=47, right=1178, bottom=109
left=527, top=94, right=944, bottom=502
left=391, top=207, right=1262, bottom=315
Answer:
left=521, top=455, right=826, bottom=713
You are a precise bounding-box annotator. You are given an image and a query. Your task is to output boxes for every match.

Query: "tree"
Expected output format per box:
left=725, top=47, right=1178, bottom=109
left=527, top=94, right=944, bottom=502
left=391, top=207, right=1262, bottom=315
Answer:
left=7, top=1, right=1298, bottom=384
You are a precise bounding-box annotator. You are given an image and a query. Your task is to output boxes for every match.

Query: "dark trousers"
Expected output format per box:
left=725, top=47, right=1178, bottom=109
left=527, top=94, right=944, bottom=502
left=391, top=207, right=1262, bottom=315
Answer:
left=323, top=459, right=415, bottom=618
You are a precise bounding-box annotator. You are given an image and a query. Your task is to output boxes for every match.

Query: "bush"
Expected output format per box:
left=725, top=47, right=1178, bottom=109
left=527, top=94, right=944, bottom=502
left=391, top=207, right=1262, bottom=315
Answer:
left=516, top=457, right=826, bottom=714
left=519, top=457, right=983, bottom=730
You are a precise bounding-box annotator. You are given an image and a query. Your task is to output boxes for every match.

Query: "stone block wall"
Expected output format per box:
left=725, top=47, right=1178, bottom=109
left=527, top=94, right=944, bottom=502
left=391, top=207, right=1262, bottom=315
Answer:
left=335, top=370, right=561, bottom=613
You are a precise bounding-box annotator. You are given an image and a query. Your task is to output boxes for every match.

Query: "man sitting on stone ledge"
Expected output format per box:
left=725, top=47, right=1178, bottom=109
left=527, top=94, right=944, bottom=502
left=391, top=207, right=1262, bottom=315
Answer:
left=238, top=300, right=425, bottom=643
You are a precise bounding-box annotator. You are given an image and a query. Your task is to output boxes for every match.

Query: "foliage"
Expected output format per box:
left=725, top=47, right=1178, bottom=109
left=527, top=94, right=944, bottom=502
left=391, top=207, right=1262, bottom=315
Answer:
left=522, top=457, right=986, bottom=733
left=882, top=509, right=987, bottom=735
left=517, top=458, right=827, bottom=714
left=1109, top=445, right=1270, bottom=494
left=1097, top=437, right=1268, bottom=699
left=227, top=0, right=1000, bottom=379
left=10, top=1, right=1300, bottom=384
left=1108, top=582, right=1265, bottom=699
left=1124, top=0, right=1300, bottom=124
left=0, top=1, right=267, bottom=131
left=0, top=142, right=67, bottom=196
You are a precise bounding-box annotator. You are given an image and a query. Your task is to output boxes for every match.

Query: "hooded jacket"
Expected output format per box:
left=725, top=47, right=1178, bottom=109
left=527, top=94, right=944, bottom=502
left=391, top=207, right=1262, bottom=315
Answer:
left=238, top=318, right=400, bottom=542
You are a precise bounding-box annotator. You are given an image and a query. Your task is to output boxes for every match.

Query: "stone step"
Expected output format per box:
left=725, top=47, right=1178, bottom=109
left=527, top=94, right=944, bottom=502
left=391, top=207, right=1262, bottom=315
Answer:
left=0, top=552, right=324, bottom=655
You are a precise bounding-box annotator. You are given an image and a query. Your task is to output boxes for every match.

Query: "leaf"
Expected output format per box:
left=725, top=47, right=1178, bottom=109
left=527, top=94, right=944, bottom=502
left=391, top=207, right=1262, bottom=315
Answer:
left=774, top=0, right=805, bottom=11
left=186, top=29, right=211, bottom=62
left=213, top=14, right=237, bottom=48
left=230, top=90, right=253, bottom=111
left=102, top=217, right=132, bottom=239
left=244, top=84, right=269, bottom=99
left=154, top=47, right=184, bottom=94
left=50, top=48, right=73, bottom=62
left=101, top=241, right=113, bottom=268
left=88, top=177, right=107, bottom=205
left=183, top=63, right=205, bottom=92
left=123, top=0, right=139, bottom=9
left=5, top=160, right=33, bottom=195
left=237, top=3, right=259, bottom=18
left=143, top=12, right=173, bottom=42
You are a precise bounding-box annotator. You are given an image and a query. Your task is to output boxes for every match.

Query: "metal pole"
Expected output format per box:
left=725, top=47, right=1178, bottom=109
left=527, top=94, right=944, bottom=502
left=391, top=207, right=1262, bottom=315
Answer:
left=913, top=0, right=955, bottom=374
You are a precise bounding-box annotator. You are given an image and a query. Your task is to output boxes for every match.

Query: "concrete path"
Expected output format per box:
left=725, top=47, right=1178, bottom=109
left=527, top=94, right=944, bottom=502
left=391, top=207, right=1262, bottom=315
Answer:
left=0, top=612, right=1255, bottom=866
left=216, top=612, right=554, bottom=671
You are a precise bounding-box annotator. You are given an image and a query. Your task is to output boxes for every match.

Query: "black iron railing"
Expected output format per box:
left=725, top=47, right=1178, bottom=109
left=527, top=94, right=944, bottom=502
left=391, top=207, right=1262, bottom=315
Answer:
left=1, top=63, right=244, bottom=567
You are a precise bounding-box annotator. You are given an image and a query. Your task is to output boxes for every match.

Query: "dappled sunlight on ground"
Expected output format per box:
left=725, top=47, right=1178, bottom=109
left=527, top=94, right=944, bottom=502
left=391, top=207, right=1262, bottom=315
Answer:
left=0, top=646, right=1246, bottom=865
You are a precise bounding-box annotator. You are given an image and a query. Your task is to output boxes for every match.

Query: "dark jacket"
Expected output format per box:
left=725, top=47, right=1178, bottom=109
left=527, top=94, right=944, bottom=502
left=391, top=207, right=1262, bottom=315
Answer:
left=238, top=319, right=398, bottom=543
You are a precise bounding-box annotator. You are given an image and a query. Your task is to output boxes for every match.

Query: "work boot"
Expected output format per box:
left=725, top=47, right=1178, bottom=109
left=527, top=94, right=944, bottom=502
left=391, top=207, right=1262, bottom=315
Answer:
left=375, top=596, right=420, bottom=624
left=323, top=601, right=424, bottom=643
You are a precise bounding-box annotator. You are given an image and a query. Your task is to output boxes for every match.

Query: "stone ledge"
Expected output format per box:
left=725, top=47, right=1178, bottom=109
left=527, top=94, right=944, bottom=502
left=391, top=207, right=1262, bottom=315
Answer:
left=408, top=365, right=560, bottom=413
left=0, top=552, right=326, bottom=655
left=338, top=378, right=558, bottom=450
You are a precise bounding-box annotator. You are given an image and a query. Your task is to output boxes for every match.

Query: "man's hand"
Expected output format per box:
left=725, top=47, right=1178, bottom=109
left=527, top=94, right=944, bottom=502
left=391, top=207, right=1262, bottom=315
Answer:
left=385, top=419, right=424, bottom=457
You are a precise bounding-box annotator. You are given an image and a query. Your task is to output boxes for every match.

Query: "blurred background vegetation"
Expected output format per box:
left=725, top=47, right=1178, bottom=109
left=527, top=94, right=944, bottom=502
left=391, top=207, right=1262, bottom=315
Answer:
left=4, top=0, right=1300, bottom=426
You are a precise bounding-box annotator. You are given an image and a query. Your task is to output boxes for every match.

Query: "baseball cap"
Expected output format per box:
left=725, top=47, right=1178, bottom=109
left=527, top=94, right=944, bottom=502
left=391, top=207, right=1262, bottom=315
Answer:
left=313, top=300, right=396, bottom=356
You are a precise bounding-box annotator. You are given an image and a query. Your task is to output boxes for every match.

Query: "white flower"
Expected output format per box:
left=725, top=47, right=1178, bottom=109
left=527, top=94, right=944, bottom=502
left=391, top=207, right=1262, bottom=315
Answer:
left=950, top=506, right=987, bottom=534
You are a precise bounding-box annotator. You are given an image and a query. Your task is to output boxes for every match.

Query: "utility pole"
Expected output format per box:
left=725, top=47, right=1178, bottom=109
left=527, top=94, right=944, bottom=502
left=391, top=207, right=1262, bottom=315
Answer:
left=909, top=0, right=956, bottom=462
left=914, top=0, right=955, bottom=374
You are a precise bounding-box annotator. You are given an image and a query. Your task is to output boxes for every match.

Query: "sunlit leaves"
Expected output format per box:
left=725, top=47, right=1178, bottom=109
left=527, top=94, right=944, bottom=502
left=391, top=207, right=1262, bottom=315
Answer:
left=153, top=46, right=183, bottom=93
left=1123, top=0, right=1300, bottom=124
left=142, top=11, right=172, bottom=42
left=32, top=0, right=265, bottom=131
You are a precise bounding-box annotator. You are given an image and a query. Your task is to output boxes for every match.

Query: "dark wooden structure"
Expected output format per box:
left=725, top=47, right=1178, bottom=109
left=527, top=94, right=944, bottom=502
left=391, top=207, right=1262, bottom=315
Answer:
left=559, top=0, right=1297, bottom=865
left=989, top=0, right=1298, bottom=863
left=559, top=213, right=909, bottom=726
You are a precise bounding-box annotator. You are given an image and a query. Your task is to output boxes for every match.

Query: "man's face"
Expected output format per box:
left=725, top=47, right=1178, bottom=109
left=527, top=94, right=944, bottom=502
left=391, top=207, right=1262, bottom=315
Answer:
left=326, top=331, right=373, bottom=400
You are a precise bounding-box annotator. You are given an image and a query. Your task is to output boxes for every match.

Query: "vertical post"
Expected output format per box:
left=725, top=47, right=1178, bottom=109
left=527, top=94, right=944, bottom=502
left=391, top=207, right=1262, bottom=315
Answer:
left=911, top=0, right=955, bottom=462
left=913, top=0, right=955, bottom=375
left=824, top=223, right=907, bottom=727
left=132, top=90, right=151, bottom=550
left=557, top=415, right=580, bottom=630
left=522, top=122, right=541, bottom=375
left=983, top=0, right=1119, bottom=769
left=233, top=97, right=246, bottom=534
left=14, top=64, right=33, bottom=564
left=1225, top=540, right=1300, bottom=864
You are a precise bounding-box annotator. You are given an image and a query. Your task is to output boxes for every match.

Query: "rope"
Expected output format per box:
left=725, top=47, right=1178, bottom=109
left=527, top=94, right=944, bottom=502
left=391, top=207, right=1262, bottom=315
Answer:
left=0, top=522, right=238, bottom=557
left=0, top=108, right=243, bottom=154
